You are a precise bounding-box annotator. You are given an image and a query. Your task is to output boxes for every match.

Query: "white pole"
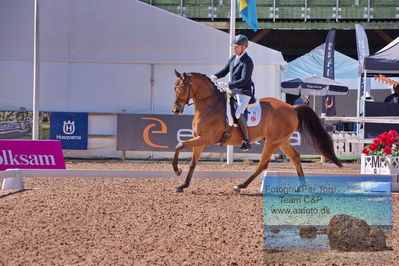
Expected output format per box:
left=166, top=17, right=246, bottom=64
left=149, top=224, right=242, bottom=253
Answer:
left=312, top=94, right=315, bottom=110
left=356, top=75, right=361, bottom=135
left=32, top=0, right=40, bottom=140
left=362, top=70, right=367, bottom=118
left=226, top=0, right=236, bottom=165
left=360, top=70, right=367, bottom=138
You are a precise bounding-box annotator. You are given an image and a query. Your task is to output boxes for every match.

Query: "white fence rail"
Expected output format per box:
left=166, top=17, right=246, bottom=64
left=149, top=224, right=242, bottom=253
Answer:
left=1, top=169, right=253, bottom=191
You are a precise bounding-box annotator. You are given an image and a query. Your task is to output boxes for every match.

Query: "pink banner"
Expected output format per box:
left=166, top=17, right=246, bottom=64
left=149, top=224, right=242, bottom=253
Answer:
left=0, top=140, right=65, bottom=171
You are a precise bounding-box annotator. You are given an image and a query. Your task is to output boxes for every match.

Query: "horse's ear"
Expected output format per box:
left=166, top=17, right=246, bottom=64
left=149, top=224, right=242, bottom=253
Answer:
left=174, top=69, right=181, bottom=78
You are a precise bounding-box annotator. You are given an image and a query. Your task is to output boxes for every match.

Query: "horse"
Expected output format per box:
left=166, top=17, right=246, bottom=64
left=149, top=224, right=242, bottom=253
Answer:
left=171, top=70, right=342, bottom=193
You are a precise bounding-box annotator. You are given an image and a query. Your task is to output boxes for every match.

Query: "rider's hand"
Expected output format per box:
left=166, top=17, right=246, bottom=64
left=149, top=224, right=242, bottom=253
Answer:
left=210, top=75, right=217, bottom=82
left=218, top=82, right=229, bottom=89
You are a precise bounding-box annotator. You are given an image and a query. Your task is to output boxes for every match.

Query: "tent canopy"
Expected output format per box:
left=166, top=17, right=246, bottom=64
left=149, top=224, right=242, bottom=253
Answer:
left=284, top=43, right=392, bottom=90
left=0, top=0, right=285, bottom=113
left=364, top=37, right=399, bottom=76
left=284, top=43, right=359, bottom=80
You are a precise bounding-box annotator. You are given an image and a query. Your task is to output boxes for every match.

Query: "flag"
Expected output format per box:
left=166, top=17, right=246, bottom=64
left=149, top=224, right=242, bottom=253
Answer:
left=239, top=0, right=258, bottom=32
left=322, top=28, right=337, bottom=116
left=355, top=24, right=371, bottom=97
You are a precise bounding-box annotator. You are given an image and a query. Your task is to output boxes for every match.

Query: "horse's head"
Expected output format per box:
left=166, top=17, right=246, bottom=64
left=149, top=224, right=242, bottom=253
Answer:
left=172, top=70, right=192, bottom=115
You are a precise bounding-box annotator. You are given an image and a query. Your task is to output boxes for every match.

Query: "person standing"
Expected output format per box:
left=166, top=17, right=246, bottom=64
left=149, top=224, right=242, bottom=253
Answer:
left=384, top=84, right=399, bottom=103
left=293, top=94, right=310, bottom=105
left=210, top=35, right=254, bottom=151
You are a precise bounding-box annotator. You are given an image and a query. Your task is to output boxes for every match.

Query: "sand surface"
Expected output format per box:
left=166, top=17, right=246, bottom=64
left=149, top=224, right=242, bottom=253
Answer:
left=0, top=160, right=397, bottom=265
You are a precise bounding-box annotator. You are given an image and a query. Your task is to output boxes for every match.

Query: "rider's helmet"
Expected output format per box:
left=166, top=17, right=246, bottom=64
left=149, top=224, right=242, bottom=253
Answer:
left=232, top=35, right=249, bottom=47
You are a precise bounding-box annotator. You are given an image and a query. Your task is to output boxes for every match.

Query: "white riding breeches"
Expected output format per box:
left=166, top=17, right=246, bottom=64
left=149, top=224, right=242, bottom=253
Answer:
left=235, top=94, right=251, bottom=119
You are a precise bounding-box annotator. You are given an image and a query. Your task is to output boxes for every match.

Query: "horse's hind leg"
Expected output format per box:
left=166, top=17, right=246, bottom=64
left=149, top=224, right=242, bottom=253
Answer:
left=233, top=141, right=280, bottom=192
left=279, top=141, right=304, bottom=177
left=174, top=147, right=203, bottom=193
left=279, top=141, right=306, bottom=185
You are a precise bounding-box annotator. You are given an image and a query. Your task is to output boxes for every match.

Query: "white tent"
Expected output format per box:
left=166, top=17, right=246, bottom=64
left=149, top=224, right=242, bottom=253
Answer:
left=0, top=0, right=286, bottom=114
left=364, top=37, right=399, bottom=76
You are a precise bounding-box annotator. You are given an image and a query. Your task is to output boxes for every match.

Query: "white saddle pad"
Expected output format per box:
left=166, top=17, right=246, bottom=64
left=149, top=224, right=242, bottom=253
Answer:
left=246, top=103, right=262, bottom=127
left=226, top=100, right=262, bottom=127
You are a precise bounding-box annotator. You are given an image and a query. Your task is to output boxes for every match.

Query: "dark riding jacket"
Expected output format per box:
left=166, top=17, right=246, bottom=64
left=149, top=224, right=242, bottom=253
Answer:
left=214, top=52, right=254, bottom=97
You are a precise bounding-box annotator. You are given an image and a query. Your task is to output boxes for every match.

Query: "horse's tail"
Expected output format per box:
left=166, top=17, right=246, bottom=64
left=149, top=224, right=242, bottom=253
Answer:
left=295, top=105, right=343, bottom=167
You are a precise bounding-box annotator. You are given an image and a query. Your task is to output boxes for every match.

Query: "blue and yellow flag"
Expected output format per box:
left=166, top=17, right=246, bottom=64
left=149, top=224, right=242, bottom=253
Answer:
left=239, top=0, right=258, bottom=32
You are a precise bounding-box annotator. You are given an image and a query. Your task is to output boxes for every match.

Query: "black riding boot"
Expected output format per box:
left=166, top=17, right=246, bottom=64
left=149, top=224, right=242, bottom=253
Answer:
left=237, top=115, right=251, bottom=151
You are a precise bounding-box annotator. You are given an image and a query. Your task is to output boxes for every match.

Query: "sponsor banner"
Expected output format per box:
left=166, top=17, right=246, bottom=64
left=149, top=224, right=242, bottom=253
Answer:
left=50, top=112, right=88, bottom=150
left=355, top=24, right=371, bottom=96
left=322, top=28, right=336, bottom=116
left=0, top=140, right=65, bottom=171
left=117, top=114, right=223, bottom=152
left=116, top=114, right=317, bottom=154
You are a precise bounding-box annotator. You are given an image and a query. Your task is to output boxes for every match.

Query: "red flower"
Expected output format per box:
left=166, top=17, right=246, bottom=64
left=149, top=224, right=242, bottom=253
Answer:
left=384, top=146, right=392, bottom=155
left=373, top=139, right=381, bottom=145
left=382, top=136, right=395, bottom=145
left=369, top=144, right=378, bottom=152
left=388, top=130, right=398, bottom=137
left=365, top=130, right=399, bottom=157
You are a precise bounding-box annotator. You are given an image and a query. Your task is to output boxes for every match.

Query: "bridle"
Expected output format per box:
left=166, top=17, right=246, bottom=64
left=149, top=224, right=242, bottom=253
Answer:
left=174, top=75, right=213, bottom=107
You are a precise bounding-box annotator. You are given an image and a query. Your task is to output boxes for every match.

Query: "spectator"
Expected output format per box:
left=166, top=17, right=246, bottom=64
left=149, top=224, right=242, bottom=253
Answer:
left=384, top=84, right=399, bottom=103
left=293, top=94, right=310, bottom=105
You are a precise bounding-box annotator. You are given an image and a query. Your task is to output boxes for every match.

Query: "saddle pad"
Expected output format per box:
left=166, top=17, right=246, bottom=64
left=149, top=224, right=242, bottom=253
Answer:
left=225, top=100, right=261, bottom=127
left=246, top=103, right=261, bottom=127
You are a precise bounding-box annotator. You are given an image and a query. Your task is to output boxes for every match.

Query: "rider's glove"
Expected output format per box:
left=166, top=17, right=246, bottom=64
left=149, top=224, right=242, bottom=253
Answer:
left=218, top=82, right=229, bottom=90
left=210, top=74, right=218, bottom=82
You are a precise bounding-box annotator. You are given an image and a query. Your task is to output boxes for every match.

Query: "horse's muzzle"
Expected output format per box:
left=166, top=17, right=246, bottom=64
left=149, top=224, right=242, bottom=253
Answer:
left=172, top=103, right=184, bottom=115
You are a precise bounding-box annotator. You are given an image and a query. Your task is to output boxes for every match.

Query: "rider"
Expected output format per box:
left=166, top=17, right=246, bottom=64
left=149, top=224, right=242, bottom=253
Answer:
left=210, top=34, right=254, bottom=151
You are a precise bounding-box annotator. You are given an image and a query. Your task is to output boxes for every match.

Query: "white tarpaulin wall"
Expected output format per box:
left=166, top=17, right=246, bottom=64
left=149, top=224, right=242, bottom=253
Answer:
left=0, top=0, right=285, bottom=114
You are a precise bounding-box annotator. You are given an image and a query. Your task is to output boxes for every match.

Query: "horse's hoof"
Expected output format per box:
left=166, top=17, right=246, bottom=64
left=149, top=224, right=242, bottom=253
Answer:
left=233, top=186, right=241, bottom=192
left=174, top=187, right=184, bottom=193
left=175, top=168, right=182, bottom=176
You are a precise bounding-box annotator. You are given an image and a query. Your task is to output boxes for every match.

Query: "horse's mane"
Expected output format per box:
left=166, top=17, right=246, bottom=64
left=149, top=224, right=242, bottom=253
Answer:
left=187, top=72, right=223, bottom=96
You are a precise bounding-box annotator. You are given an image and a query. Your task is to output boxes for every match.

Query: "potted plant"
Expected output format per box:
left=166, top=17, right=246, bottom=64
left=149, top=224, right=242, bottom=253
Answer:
left=361, top=130, right=399, bottom=175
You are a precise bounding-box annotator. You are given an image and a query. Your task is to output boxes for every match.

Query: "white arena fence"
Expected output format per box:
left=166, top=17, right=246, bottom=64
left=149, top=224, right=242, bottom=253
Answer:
left=332, top=132, right=367, bottom=158
left=0, top=169, right=253, bottom=191
left=325, top=115, right=399, bottom=159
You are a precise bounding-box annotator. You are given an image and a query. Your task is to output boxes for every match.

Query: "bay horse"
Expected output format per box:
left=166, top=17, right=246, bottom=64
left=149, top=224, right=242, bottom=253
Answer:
left=171, top=70, right=342, bottom=193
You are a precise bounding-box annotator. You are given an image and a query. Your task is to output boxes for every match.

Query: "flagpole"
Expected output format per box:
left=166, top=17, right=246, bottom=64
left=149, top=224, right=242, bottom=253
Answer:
left=229, top=0, right=236, bottom=52
left=226, top=0, right=236, bottom=165
left=356, top=75, right=361, bottom=135
left=32, top=0, right=40, bottom=140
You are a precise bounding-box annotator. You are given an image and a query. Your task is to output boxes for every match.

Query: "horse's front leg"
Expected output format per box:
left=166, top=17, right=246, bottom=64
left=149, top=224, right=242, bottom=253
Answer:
left=172, top=142, right=184, bottom=176
left=174, top=146, right=203, bottom=192
left=172, top=136, right=209, bottom=176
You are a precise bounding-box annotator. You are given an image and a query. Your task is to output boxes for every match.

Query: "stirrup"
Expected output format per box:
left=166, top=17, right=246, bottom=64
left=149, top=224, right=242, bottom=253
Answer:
left=240, top=140, right=251, bottom=151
